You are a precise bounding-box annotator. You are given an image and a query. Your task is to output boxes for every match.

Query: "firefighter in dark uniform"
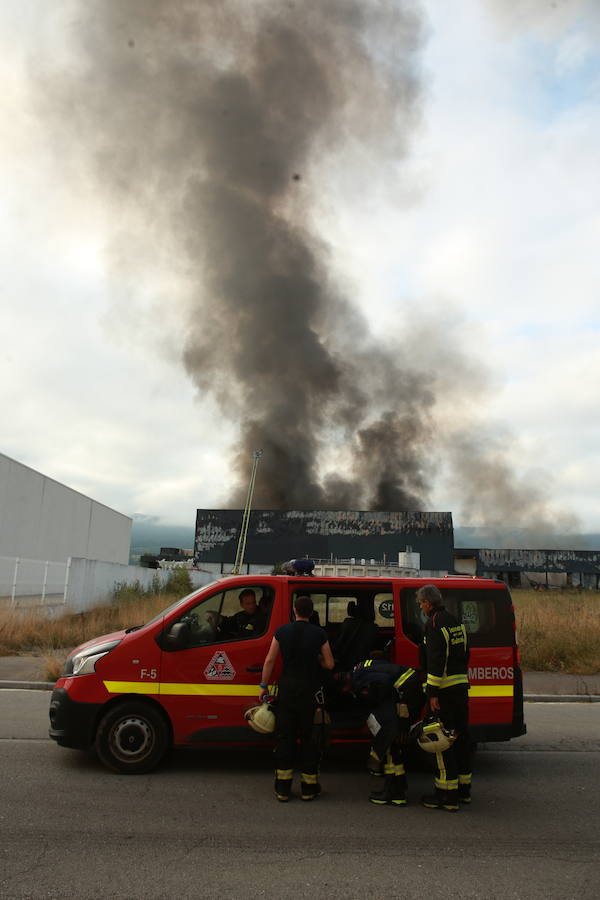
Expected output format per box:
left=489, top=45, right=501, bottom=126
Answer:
left=417, top=584, right=471, bottom=811
left=260, top=594, right=334, bottom=802
left=229, top=589, right=266, bottom=637
left=350, top=659, right=424, bottom=806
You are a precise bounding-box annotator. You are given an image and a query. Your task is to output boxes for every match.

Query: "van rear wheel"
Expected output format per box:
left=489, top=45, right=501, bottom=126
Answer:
left=95, top=701, right=169, bottom=774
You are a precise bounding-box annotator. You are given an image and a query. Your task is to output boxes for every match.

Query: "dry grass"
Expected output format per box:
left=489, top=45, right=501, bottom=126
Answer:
left=0, top=570, right=194, bottom=667
left=41, top=649, right=69, bottom=682
left=513, top=589, right=600, bottom=674
left=0, top=592, right=181, bottom=656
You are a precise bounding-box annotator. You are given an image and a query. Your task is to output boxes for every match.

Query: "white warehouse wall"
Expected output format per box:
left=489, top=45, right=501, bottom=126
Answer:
left=0, top=453, right=131, bottom=565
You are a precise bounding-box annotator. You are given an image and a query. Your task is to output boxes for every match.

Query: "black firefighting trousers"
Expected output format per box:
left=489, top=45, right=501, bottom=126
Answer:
left=274, top=676, right=320, bottom=792
left=368, top=700, right=408, bottom=795
left=434, top=684, right=471, bottom=795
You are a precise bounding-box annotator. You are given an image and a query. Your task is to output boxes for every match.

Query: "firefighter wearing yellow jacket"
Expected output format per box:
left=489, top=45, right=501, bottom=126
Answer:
left=417, top=584, right=471, bottom=812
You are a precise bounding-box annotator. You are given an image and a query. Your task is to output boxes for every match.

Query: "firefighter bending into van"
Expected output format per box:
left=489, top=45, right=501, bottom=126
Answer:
left=417, top=584, right=471, bottom=811
left=346, top=659, right=424, bottom=806
left=260, top=594, right=334, bottom=802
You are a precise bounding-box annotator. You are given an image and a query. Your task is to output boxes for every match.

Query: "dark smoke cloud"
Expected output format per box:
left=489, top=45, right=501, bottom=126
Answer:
left=32, top=0, right=581, bottom=546
left=37, top=0, right=429, bottom=510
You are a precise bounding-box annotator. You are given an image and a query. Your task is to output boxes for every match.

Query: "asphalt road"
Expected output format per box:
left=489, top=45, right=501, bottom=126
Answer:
left=1, top=693, right=599, bottom=900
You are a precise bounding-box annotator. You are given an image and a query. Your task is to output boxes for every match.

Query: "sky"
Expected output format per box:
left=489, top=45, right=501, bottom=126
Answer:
left=1, top=0, right=599, bottom=532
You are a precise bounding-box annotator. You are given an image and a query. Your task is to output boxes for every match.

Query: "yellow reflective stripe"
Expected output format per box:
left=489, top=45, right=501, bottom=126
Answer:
left=301, top=773, right=318, bottom=784
left=103, top=681, right=159, bottom=695
left=441, top=674, right=469, bottom=688
left=393, top=668, right=416, bottom=689
left=459, top=773, right=472, bottom=785
left=469, top=684, right=513, bottom=697
left=363, top=659, right=373, bottom=667
left=276, top=769, right=293, bottom=780
left=394, top=764, right=405, bottom=776
left=427, top=673, right=469, bottom=689
left=103, top=681, right=262, bottom=696
left=423, top=722, right=441, bottom=734
left=435, top=778, right=459, bottom=789
left=441, top=627, right=450, bottom=677
left=436, top=751, right=447, bottom=785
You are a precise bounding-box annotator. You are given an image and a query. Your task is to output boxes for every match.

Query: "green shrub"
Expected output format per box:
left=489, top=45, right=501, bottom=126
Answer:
left=163, top=568, right=192, bottom=595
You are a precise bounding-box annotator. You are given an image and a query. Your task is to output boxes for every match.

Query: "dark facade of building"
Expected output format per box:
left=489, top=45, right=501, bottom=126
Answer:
left=194, top=509, right=454, bottom=572
left=454, top=548, right=600, bottom=589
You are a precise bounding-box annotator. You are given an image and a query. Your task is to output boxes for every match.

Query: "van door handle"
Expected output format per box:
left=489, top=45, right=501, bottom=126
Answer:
left=246, top=665, right=262, bottom=672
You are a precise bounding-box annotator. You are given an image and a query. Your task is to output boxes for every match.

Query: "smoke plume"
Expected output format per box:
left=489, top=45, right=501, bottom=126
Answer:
left=37, top=0, right=431, bottom=509
left=32, top=0, right=581, bottom=546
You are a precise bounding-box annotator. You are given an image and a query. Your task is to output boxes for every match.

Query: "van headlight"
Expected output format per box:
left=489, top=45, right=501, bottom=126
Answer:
left=65, top=640, right=121, bottom=677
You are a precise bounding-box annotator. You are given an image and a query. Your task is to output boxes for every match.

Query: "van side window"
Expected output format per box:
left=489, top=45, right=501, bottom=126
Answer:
left=400, top=587, right=515, bottom=648
left=291, top=585, right=393, bottom=668
left=173, top=585, right=273, bottom=647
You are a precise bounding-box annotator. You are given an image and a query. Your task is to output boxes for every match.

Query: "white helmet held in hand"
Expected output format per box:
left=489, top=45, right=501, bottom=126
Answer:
left=244, top=702, right=276, bottom=734
left=416, top=717, right=457, bottom=754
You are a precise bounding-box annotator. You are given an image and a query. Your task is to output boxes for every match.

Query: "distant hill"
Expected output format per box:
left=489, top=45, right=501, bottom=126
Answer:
left=129, top=516, right=195, bottom=563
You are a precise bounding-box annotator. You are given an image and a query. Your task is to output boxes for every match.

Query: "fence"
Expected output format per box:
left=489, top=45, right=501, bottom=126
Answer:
left=0, top=555, right=213, bottom=616
left=0, top=555, right=68, bottom=610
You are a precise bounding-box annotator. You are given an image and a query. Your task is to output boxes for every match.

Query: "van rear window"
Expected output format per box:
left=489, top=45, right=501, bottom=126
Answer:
left=400, top=587, right=515, bottom=648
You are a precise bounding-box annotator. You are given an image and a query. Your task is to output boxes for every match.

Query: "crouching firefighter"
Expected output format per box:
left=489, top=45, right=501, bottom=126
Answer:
left=417, top=584, right=471, bottom=812
left=350, top=659, right=424, bottom=807
left=260, top=595, right=334, bottom=802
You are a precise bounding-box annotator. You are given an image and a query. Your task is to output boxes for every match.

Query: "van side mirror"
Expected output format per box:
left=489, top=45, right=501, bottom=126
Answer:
left=165, top=621, right=191, bottom=650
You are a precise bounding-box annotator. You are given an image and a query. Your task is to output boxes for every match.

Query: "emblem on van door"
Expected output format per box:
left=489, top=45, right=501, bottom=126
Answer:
left=378, top=599, right=394, bottom=619
left=204, top=650, right=236, bottom=681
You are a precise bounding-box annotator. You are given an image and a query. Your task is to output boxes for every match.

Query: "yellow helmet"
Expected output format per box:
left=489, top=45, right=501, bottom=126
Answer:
left=417, top=717, right=457, bottom=754
left=244, top=702, right=276, bottom=734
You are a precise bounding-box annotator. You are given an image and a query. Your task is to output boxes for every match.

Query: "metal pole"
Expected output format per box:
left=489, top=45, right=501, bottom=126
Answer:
left=10, top=557, right=20, bottom=608
left=41, top=560, right=49, bottom=605
left=232, top=450, right=263, bottom=574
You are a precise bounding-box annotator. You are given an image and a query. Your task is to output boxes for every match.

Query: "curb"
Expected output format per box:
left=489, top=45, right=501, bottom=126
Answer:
left=0, top=680, right=55, bottom=692
left=524, top=693, right=600, bottom=703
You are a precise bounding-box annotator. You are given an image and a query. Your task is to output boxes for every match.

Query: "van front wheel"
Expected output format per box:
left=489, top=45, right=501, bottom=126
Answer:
left=95, top=701, right=169, bottom=774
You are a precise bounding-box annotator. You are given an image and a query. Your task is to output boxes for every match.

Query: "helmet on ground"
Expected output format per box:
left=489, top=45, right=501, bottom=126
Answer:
left=416, top=717, right=457, bottom=754
left=244, top=702, right=276, bottom=734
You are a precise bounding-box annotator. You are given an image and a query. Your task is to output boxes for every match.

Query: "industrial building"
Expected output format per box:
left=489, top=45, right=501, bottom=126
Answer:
left=454, top=547, right=600, bottom=589
left=194, top=509, right=454, bottom=576
left=0, top=452, right=132, bottom=565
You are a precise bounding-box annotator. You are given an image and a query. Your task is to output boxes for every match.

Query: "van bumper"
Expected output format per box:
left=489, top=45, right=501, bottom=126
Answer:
left=48, top=688, right=102, bottom=749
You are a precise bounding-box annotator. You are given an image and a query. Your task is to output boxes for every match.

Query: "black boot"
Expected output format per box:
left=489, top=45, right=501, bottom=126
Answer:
left=275, top=769, right=293, bottom=802
left=300, top=773, right=321, bottom=801
left=421, top=789, right=459, bottom=812
left=388, top=775, right=407, bottom=807
left=370, top=775, right=405, bottom=806
left=458, top=784, right=471, bottom=804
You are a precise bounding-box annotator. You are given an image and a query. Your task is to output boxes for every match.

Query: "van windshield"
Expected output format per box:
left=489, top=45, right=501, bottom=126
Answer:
left=142, top=585, right=215, bottom=628
left=400, top=586, right=515, bottom=648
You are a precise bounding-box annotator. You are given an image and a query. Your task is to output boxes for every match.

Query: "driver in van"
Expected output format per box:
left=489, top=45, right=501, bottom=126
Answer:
left=228, top=589, right=267, bottom=637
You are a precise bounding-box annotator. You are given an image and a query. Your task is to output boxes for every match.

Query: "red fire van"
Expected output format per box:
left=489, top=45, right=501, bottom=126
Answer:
left=49, top=574, right=526, bottom=773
